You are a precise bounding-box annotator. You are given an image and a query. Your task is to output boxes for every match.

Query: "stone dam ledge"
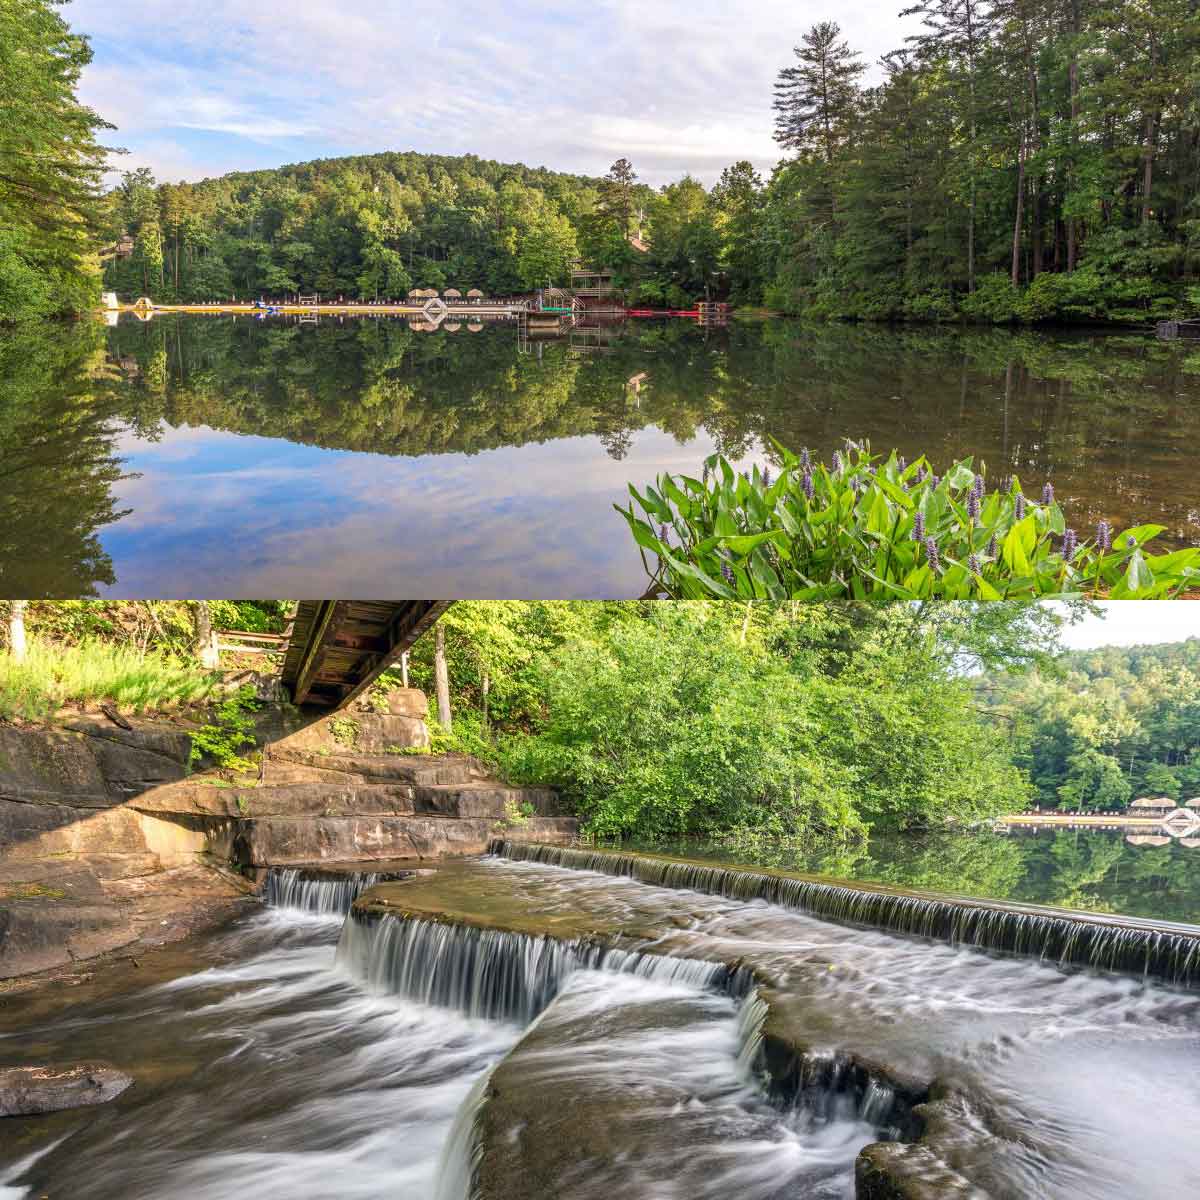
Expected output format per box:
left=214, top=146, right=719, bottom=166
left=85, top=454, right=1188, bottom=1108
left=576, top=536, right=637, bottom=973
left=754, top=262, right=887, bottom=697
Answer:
left=351, top=860, right=982, bottom=1200
left=0, top=691, right=577, bottom=980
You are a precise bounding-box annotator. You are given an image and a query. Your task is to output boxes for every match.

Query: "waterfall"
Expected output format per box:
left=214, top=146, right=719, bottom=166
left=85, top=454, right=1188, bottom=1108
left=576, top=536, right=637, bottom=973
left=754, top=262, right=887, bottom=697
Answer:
left=432, top=1068, right=489, bottom=1200
left=336, top=910, right=739, bottom=1024
left=263, top=868, right=386, bottom=915
left=489, top=840, right=1200, bottom=988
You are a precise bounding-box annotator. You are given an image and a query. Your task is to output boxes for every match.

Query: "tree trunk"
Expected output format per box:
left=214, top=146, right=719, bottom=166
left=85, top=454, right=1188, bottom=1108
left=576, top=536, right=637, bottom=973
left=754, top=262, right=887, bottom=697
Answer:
left=434, top=624, right=452, bottom=731
left=191, top=601, right=219, bottom=669
left=1012, top=131, right=1027, bottom=288
left=1141, top=111, right=1157, bottom=227
left=1066, top=0, right=1081, bottom=271
left=8, top=601, right=27, bottom=663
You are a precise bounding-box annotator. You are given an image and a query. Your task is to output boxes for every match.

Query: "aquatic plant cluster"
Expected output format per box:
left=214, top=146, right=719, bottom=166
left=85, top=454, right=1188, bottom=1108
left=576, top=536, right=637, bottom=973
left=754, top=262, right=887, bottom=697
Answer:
left=621, top=440, right=1200, bottom=600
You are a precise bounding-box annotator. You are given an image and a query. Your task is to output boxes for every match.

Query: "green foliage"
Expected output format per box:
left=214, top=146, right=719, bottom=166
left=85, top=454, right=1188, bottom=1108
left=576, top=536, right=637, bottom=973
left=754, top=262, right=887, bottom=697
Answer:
left=419, top=602, right=1034, bottom=839
left=0, top=637, right=216, bottom=721
left=980, top=637, right=1200, bottom=810
left=187, top=685, right=262, bottom=774
left=328, top=716, right=358, bottom=747
left=621, top=441, right=1200, bottom=600
left=0, top=0, right=109, bottom=321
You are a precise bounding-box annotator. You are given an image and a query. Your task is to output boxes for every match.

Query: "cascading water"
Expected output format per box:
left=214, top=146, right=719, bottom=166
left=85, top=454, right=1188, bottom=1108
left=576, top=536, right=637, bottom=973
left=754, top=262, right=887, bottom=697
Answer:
left=263, top=868, right=391, bottom=915
left=491, top=840, right=1200, bottom=986
left=336, top=909, right=742, bottom=1024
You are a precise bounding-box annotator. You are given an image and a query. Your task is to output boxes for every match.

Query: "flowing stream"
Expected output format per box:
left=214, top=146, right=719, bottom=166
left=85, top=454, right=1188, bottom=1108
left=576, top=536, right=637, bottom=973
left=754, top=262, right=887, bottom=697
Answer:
left=4, top=858, right=1200, bottom=1198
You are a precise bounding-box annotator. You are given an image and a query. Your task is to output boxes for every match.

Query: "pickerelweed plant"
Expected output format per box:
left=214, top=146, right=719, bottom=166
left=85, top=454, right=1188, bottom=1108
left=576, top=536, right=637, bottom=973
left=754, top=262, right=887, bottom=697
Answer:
left=619, top=441, right=1200, bottom=600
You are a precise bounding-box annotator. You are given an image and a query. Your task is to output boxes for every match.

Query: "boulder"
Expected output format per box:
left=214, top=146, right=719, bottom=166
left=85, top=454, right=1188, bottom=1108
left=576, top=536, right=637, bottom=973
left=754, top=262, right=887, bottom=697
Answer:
left=380, top=688, right=428, bottom=719
left=0, top=1062, right=132, bottom=1116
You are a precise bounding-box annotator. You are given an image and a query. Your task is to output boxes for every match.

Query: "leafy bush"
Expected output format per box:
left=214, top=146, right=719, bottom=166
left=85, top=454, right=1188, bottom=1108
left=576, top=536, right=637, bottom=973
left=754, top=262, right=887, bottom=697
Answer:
left=620, top=441, right=1200, bottom=600
left=187, top=685, right=262, bottom=774
left=0, top=638, right=216, bottom=721
left=494, top=612, right=862, bottom=840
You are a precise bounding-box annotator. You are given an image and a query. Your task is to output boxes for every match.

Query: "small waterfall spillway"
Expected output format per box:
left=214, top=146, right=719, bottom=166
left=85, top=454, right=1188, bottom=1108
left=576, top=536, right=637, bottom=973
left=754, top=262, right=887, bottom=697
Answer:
left=491, top=840, right=1200, bottom=988
left=263, top=867, right=399, bottom=915
left=5, top=851, right=1200, bottom=1200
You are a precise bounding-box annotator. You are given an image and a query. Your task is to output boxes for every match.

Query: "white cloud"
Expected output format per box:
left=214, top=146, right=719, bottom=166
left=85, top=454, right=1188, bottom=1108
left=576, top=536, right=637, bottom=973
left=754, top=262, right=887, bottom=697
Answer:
left=71, top=0, right=919, bottom=185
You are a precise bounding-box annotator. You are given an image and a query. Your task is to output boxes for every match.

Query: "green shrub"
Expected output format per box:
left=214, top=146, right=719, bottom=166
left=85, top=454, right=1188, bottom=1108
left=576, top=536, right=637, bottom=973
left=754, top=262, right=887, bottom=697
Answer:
left=188, top=685, right=262, bottom=774
left=0, top=638, right=216, bottom=721
left=620, top=441, right=1200, bottom=600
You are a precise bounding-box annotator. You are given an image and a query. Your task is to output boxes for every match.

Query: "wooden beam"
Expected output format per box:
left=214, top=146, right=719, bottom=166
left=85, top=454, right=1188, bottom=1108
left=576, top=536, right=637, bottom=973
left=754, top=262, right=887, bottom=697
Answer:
left=289, top=601, right=342, bottom=706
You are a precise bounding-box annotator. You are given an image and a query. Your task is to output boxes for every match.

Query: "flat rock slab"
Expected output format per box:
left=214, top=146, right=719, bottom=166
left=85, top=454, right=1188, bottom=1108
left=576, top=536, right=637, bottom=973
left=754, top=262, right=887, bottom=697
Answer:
left=0, top=1062, right=132, bottom=1116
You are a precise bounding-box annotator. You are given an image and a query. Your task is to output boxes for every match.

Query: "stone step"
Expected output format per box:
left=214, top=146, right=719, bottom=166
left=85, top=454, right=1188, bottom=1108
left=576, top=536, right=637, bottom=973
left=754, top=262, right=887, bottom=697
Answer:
left=234, top=815, right=578, bottom=866
left=413, top=784, right=562, bottom=820
left=264, top=749, right=490, bottom=787
left=131, top=782, right=419, bottom=820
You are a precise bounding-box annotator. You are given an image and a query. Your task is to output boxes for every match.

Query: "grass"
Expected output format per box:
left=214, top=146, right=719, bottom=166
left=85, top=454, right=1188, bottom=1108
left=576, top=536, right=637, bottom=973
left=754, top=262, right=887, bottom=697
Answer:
left=0, top=638, right=217, bottom=722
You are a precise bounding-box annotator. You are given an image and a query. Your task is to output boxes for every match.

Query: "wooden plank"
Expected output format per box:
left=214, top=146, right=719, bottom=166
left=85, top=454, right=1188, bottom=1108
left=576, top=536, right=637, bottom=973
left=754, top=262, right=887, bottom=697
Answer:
left=289, top=601, right=343, bottom=706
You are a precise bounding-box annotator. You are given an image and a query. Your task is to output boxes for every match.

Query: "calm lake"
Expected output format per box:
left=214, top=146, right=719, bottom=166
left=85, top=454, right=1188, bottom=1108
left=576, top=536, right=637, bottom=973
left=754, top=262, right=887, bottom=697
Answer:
left=634, top=823, right=1200, bottom=924
left=2, top=313, right=1198, bottom=597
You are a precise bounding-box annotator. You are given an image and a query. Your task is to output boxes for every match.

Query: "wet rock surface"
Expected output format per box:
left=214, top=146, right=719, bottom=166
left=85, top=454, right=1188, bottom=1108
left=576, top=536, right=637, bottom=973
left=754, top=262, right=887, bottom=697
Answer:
left=0, top=1062, right=132, bottom=1116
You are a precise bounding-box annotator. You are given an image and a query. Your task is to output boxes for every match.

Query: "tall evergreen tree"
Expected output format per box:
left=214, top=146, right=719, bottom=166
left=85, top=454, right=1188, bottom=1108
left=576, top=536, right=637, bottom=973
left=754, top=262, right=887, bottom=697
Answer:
left=0, top=0, right=111, bottom=320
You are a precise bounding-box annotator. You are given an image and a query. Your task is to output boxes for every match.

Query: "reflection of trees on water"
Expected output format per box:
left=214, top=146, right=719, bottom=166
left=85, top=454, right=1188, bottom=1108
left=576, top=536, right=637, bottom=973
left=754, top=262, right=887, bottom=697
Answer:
left=0, top=323, right=132, bottom=597
left=6, top=316, right=1199, bottom=595
left=655, top=827, right=1200, bottom=924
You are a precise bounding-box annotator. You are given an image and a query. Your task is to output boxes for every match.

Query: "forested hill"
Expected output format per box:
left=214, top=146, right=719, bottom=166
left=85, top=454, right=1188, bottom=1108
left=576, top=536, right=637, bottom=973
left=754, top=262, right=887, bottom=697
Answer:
left=100, top=150, right=625, bottom=304
left=981, top=638, right=1200, bottom=810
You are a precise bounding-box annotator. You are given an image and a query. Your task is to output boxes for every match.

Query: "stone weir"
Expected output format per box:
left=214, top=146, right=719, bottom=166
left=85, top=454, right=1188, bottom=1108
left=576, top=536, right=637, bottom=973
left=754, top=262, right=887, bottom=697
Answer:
left=342, top=867, right=960, bottom=1200
left=492, top=840, right=1200, bottom=989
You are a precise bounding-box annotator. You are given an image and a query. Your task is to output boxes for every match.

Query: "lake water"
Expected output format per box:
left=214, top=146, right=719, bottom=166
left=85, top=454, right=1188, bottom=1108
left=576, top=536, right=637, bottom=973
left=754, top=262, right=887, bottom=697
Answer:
left=632, top=823, right=1200, bottom=924
left=2, top=314, right=1198, bottom=597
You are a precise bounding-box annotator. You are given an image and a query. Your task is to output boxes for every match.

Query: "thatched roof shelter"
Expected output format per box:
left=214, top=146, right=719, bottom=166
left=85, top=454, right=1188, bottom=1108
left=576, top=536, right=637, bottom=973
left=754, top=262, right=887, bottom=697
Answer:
left=1130, top=796, right=1175, bottom=810
left=1180, top=838, right=1200, bottom=849
left=1186, top=798, right=1200, bottom=808
left=443, top=288, right=462, bottom=299
left=467, top=288, right=485, bottom=299
left=1125, top=834, right=1172, bottom=846
left=467, top=320, right=483, bottom=332
left=407, top=288, right=423, bottom=298
left=442, top=322, right=462, bottom=332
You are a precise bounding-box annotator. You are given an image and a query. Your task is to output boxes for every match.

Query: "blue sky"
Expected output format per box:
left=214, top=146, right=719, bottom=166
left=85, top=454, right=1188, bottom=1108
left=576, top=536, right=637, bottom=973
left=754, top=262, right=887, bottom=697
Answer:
left=68, top=0, right=919, bottom=187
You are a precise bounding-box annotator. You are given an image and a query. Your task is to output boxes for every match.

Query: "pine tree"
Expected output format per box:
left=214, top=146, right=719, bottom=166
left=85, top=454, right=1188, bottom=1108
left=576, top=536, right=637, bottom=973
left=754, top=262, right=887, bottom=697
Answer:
left=773, top=22, right=866, bottom=166
left=0, top=0, right=111, bottom=320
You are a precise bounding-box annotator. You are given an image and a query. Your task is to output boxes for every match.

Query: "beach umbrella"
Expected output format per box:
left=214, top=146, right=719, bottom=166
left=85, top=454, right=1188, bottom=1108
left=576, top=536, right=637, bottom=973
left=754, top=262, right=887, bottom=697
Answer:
left=467, top=288, right=485, bottom=299
left=443, top=288, right=462, bottom=299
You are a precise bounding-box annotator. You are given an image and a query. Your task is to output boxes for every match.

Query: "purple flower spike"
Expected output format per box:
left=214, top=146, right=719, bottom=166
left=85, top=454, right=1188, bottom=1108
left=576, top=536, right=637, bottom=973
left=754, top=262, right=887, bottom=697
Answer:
left=1062, top=529, right=1077, bottom=562
left=762, top=466, right=772, bottom=488
left=968, top=553, right=982, bottom=575
left=1126, top=534, right=1136, bottom=548
left=720, top=561, right=735, bottom=585
left=1097, top=520, right=1112, bottom=553
left=1014, top=493, right=1027, bottom=521
left=800, top=447, right=811, bottom=471
left=832, top=450, right=843, bottom=473
left=659, top=523, right=670, bottom=544
left=898, top=455, right=907, bottom=472
left=972, top=474, right=985, bottom=500
left=924, top=537, right=941, bottom=572
left=930, top=474, right=940, bottom=489
left=1042, top=482, right=1054, bottom=505
left=987, top=533, right=998, bottom=559
left=915, top=466, right=927, bottom=485
left=967, top=491, right=981, bottom=521
left=801, top=468, right=815, bottom=501
left=911, top=511, right=926, bottom=541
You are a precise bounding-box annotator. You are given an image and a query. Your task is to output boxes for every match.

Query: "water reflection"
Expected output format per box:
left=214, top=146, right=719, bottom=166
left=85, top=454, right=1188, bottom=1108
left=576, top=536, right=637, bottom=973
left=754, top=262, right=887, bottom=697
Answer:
left=1, top=314, right=1197, bottom=596
left=637, top=825, right=1200, bottom=925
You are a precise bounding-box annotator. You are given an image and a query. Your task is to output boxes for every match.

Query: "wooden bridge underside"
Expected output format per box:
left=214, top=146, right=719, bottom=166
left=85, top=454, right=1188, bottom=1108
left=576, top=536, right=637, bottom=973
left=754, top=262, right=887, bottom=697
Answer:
left=280, top=601, right=451, bottom=709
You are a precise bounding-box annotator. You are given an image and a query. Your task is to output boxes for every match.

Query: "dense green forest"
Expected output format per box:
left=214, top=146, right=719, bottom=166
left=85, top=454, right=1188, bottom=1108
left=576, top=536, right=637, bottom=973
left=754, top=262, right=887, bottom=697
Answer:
left=981, top=636, right=1200, bottom=807
left=98, top=2, right=1200, bottom=323
left=0, top=0, right=109, bottom=322
left=6, top=0, right=1200, bottom=324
